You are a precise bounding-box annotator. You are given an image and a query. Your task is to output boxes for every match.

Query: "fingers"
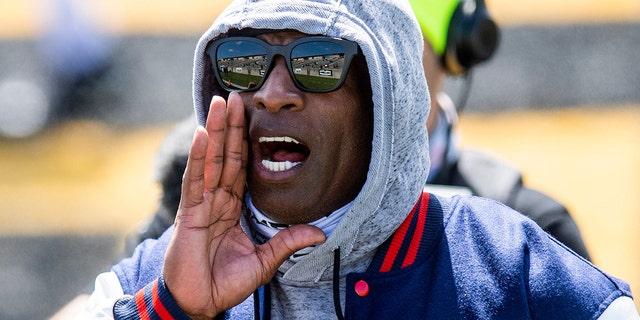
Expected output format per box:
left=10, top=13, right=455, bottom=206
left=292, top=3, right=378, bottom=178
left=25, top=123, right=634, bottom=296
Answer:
left=180, top=126, right=209, bottom=209
left=218, top=92, right=247, bottom=197
left=204, top=93, right=246, bottom=196
left=204, top=96, right=228, bottom=193
left=180, top=93, right=246, bottom=216
left=233, top=135, right=248, bottom=198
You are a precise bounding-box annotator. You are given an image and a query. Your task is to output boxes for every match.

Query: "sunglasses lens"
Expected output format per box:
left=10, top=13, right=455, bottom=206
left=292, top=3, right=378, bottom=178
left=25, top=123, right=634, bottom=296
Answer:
left=212, top=38, right=354, bottom=92
left=215, top=41, right=267, bottom=91
left=291, top=41, right=347, bottom=91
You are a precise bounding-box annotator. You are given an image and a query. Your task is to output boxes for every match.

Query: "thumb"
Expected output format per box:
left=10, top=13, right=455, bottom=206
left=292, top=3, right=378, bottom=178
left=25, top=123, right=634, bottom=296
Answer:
left=258, top=225, right=326, bottom=275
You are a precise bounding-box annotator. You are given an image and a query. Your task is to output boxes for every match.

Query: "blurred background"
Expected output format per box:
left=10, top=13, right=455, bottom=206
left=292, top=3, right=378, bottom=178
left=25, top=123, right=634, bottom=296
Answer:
left=0, top=0, right=638, bottom=318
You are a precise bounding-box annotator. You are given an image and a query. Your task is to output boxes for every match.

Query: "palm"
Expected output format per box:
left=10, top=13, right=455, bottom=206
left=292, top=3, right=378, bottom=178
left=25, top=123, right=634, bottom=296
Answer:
left=162, top=93, right=325, bottom=319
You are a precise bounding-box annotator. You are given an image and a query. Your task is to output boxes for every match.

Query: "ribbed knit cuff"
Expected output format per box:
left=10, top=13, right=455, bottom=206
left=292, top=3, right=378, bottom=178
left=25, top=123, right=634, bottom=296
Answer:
left=113, top=276, right=191, bottom=320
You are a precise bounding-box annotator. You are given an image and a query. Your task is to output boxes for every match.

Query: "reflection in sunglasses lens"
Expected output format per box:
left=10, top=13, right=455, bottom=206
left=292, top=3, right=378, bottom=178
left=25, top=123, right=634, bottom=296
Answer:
left=217, top=41, right=267, bottom=90
left=291, top=42, right=345, bottom=91
left=214, top=39, right=349, bottom=92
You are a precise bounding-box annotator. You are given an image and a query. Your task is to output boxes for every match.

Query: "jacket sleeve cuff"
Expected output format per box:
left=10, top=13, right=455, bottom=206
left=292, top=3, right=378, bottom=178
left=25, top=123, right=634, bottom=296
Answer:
left=113, top=276, right=191, bottom=320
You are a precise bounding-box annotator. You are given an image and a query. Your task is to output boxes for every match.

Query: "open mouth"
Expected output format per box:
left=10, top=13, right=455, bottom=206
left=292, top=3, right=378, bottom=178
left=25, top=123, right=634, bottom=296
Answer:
left=258, top=136, right=310, bottom=172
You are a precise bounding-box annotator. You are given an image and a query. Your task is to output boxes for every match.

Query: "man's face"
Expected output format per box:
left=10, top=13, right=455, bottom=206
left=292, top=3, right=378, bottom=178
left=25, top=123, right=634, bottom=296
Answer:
left=239, top=31, right=373, bottom=224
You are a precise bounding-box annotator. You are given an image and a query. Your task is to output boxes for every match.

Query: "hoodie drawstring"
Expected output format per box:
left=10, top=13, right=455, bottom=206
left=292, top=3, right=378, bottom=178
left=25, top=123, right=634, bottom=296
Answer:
left=253, top=283, right=272, bottom=320
left=253, top=288, right=259, bottom=319
left=252, top=249, right=344, bottom=320
left=333, top=247, right=345, bottom=320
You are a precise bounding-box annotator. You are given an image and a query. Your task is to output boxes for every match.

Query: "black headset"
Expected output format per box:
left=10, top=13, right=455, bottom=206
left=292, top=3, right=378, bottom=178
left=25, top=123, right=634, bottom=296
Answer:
left=442, top=0, right=500, bottom=75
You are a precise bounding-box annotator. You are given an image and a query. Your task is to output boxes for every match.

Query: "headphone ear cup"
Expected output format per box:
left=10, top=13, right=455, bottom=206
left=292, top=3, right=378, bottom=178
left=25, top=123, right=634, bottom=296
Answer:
left=443, top=0, right=500, bottom=75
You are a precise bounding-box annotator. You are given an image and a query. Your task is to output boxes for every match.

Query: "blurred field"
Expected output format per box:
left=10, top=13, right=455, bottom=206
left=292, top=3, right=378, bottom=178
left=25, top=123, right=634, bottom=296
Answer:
left=0, top=121, right=169, bottom=236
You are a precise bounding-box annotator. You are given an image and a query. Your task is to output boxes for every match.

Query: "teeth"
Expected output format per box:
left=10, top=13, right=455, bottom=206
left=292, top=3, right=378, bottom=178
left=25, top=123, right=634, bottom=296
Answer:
left=258, top=136, right=304, bottom=172
left=259, top=136, right=301, bottom=144
left=262, top=160, right=301, bottom=172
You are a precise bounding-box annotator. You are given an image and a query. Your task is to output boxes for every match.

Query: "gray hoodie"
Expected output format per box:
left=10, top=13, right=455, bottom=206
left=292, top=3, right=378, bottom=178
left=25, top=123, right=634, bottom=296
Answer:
left=190, top=0, right=430, bottom=318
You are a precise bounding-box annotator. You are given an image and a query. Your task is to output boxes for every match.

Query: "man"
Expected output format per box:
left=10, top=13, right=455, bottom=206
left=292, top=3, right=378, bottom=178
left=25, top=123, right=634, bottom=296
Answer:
left=126, top=0, right=590, bottom=261
left=77, top=0, right=637, bottom=318
left=412, top=0, right=591, bottom=259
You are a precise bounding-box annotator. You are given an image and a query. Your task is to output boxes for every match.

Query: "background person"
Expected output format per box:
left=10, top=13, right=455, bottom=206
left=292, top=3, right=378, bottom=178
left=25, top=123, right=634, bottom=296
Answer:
left=76, top=0, right=636, bottom=319
left=39, top=0, right=116, bottom=124
left=412, top=0, right=591, bottom=260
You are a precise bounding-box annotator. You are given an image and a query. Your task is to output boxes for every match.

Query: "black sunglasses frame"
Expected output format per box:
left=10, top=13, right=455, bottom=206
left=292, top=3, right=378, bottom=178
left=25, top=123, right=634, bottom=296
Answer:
left=206, top=36, right=360, bottom=93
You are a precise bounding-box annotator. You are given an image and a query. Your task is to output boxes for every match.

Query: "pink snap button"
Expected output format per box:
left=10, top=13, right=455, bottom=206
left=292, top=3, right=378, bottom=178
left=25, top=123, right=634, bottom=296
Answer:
left=354, top=280, right=370, bottom=297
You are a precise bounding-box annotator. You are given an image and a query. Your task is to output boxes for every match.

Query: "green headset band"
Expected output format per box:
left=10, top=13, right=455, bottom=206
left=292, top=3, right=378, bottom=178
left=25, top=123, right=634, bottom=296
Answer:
left=408, top=0, right=460, bottom=56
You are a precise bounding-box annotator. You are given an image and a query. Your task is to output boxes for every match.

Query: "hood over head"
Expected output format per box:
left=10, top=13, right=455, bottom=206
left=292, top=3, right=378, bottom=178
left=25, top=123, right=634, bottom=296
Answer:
left=192, top=0, right=430, bottom=282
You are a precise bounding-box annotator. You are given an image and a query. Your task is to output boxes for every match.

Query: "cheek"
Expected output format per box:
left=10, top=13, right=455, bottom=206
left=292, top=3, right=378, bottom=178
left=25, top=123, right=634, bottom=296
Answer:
left=350, top=96, right=374, bottom=150
left=338, top=103, right=373, bottom=163
left=240, top=93, right=253, bottom=110
left=240, top=93, right=257, bottom=124
left=342, top=64, right=374, bottom=147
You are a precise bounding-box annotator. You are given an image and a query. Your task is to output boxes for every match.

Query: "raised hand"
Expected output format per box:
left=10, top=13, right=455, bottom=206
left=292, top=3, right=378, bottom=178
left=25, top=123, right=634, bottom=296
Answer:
left=162, top=93, right=326, bottom=319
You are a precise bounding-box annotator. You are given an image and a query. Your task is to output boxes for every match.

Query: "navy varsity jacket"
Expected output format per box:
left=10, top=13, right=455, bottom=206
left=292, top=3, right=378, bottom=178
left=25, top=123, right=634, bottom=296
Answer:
left=112, top=193, right=633, bottom=319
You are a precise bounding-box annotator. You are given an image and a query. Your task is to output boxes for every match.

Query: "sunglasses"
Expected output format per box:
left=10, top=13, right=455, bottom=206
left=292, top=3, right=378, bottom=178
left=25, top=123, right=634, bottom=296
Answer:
left=206, top=36, right=360, bottom=93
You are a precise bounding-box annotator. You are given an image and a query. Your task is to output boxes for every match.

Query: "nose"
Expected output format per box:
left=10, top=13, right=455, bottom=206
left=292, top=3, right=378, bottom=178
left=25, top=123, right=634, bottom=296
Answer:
left=252, top=56, right=304, bottom=113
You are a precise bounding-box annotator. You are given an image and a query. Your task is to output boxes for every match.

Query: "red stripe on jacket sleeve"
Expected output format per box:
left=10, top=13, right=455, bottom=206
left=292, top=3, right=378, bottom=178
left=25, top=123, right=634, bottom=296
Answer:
left=114, top=277, right=192, bottom=319
left=152, top=279, right=174, bottom=319
left=134, top=286, right=152, bottom=320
